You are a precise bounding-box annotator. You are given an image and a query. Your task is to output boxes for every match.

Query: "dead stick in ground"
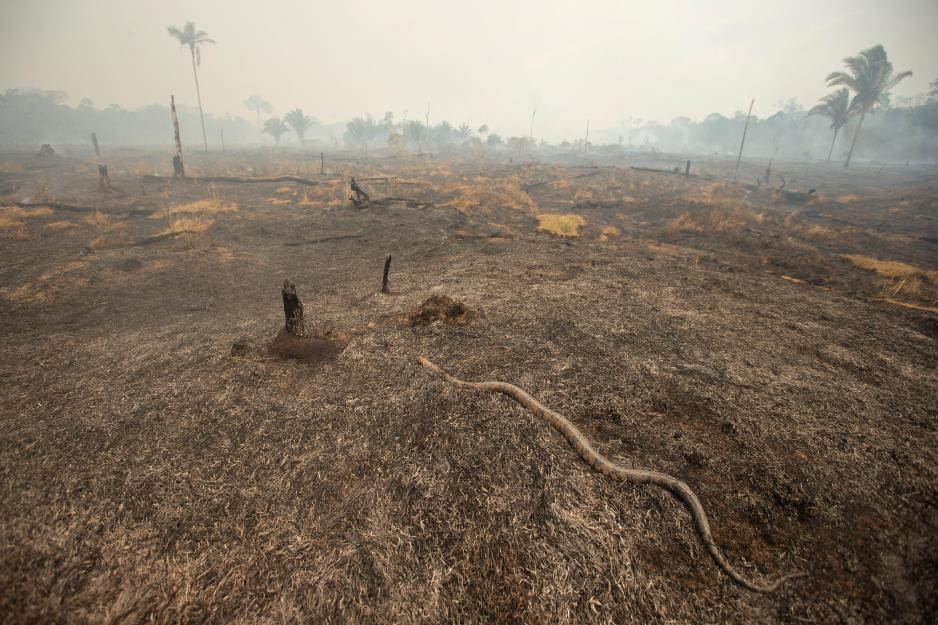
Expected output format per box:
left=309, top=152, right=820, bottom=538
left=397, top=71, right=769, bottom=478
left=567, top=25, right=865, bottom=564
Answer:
left=417, top=356, right=806, bottom=593
left=282, top=280, right=308, bottom=337
left=381, top=255, right=392, bottom=294
left=98, top=165, right=111, bottom=191
left=171, top=95, right=185, bottom=178
left=733, top=98, right=754, bottom=181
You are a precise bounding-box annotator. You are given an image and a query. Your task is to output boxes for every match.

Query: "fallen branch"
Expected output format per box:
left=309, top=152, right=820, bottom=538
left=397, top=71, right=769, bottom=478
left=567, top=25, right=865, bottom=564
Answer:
left=14, top=201, right=96, bottom=213
left=13, top=202, right=152, bottom=217
left=134, top=230, right=202, bottom=245
left=284, top=234, right=363, bottom=247
left=571, top=200, right=632, bottom=210
left=142, top=174, right=321, bottom=187
left=631, top=166, right=684, bottom=175
left=417, top=356, right=806, bottom=593
left=369, top=197, right=434, bottom=209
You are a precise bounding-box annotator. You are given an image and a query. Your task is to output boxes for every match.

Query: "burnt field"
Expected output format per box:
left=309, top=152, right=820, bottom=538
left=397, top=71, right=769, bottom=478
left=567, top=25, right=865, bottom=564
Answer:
left=1, top=149, right=936, bottom=624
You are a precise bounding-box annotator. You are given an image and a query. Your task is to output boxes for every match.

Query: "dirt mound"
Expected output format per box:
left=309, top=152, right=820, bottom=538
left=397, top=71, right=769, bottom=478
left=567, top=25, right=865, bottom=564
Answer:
left=267, top=329, right=342, bottom=364
left=407, top=295, right=471, bottom=325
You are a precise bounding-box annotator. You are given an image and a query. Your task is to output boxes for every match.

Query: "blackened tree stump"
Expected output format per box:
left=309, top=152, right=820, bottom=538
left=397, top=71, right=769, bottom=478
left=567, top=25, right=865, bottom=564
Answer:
left=382, top=255, right=392, bottom=294
left=98, top=165, right=111, bottom=191
left=282, top=280, right=308, bottom=337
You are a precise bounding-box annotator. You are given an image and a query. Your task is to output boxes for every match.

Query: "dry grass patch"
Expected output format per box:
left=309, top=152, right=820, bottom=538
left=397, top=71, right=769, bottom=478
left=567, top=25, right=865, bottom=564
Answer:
left=162, top=216, right=214, bottom=236
left=84, top=210, right=114, bottom=228
left=836, top=194, right=862, bottom=204
left=845, top=254, right=938, bottom=306
left=0, top=206, right=54, bottom=239
left=153, top=198, right=238, bottom=220
left=0, top=161, right=24, bottom=173
left=664, top=206, right=765, bottom=235
left=597, top=226, right=620, bottom=241
left=266, top=198, right=293, bottom=206
left=442, top=176, right=538, bottom=217
left=537, top=213, right=585, bottom=237
left=42, top=221, right=79, bottom=236
left=843, top=255, right=938, bottom=282
left=274, top=186, right=294, bottom=194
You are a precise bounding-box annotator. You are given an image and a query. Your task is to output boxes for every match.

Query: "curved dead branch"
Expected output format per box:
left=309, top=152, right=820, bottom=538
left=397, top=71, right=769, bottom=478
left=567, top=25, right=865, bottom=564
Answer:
left=417, top=356, right=806, bottom=593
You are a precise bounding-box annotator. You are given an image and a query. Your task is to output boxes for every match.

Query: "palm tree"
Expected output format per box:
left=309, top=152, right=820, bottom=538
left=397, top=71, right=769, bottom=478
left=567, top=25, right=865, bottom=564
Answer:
left=167, top=21, right=215, bottom=152
left=826, top=44, right=911, bottom=168
left=284, top=108, right=315, bottom=144
left=262, top=117, right=289, bottom=145
left=244, top=95, right=272, bottom=130
left=807, top=88, right=851, bottom=161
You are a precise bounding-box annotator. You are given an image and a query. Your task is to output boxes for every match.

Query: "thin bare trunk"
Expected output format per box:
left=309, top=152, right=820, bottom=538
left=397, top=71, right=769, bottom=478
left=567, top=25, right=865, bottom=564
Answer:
left=844, top=112, right=866, bottom=169
left=733, top=98, right=754, bottom=181
left=190, top=48, right=208, bottom=153
left=827, top=127, right=839, bottom=162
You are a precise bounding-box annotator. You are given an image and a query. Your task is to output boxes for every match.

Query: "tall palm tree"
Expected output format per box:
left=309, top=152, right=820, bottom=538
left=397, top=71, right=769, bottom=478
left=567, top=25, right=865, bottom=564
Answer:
left=807, top=88, right=851, bottom=162
left=244, top=95, right=272, bottom=130
left=262, top=117, right=289, bottom=145
left=167, top=21, right=215, bottom=152
left=284, top=108, right=315, bottom=144
left=826, top=44, right=911, bottom=168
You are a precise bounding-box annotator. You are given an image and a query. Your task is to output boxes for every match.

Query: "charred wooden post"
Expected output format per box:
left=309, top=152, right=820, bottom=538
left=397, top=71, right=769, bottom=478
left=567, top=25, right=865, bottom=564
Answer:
left=91, top=132, right=101, bottom=159
left=281, top=280, right=308, bottom=337
left=320, top=152, right=325, bottom=174
left=733, top=98, right=755, bottom=181
left=220, top=130, right=226, bottom=153
left=382, top=255, right=392, bottom=294
left=97, top=165, right=111, bottom=191
left=349, top=177, right=370, bottom=208
left=685, top=160, right=691, bottom=176
left=170, top=95, right=185, bottom=178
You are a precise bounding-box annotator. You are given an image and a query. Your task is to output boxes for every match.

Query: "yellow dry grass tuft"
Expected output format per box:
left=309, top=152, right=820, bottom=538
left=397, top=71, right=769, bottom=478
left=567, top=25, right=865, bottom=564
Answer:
left=836, top=194, right=862, bottom=204
left=597, top=226, right=621, bottom=241
left=163, top=216, right=214, bottom=236
left=442, top=176, right=538, bottom=217
left=664, top=206, right=765, bottom=235
left=274, top=186, right=294, bottom=194
left=42, top=221, right=78, bottom=236
left=0, top=206, right=53, bottom=238
left=266, top=198, right=293, bottom=206
left=153, top=198, right=238, bottom=220
left=536, top=213, right=585, bottom=237
left=843, top=255, right=938, bottom=283
left=84, top=211, right=114, bottom=228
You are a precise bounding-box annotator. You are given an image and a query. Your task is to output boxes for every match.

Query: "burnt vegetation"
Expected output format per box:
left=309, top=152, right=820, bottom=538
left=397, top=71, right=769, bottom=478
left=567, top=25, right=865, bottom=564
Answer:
left=0, top=30, right=936, bottom=625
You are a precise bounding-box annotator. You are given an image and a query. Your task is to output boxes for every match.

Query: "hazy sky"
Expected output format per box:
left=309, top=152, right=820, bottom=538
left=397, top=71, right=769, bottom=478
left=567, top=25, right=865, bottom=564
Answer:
left=1, top=0, right=935, bottom=140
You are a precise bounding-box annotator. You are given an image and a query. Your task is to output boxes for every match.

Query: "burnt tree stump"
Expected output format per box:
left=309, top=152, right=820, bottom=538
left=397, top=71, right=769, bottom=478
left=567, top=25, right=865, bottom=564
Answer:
left=282, top=280, right=308, bottom=337
left=382, top=255, right=392, bottom=294
left=91, top=132, right=101, bottom=159
left=98, top=165, right=111, bottom=191
left=349, top=177, right=370, bottom=208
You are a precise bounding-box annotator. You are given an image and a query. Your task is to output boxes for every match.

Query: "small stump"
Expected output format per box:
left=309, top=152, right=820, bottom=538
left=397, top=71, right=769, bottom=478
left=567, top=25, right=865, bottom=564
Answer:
left=269, top=280, right=342, bottom=365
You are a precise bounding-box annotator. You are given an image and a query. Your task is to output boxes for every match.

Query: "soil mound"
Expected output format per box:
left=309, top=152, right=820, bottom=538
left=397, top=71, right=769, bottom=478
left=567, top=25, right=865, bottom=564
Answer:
left=267, top=329, right=342, bottom=364
left=408, top=295, right=471, bottom=325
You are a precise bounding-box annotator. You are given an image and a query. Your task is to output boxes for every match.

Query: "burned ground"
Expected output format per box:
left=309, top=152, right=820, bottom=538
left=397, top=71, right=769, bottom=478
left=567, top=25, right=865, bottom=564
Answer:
left=0, top=149, right=936, bottom=624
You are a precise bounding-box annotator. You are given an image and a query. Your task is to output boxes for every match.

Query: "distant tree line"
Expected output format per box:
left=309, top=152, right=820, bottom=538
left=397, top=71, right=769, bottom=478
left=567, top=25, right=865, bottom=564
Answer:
left=0, top=88, right=252, bottom=148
